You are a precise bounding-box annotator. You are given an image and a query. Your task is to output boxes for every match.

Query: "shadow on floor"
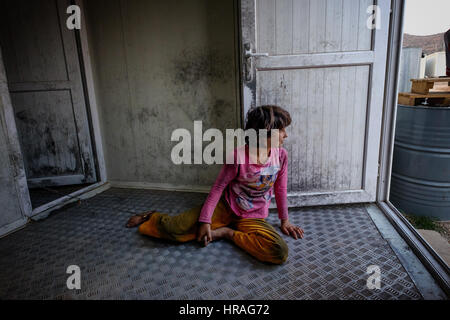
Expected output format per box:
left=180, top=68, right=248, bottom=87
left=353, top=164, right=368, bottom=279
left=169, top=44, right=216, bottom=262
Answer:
left=29, top=184, right=94, bottom=209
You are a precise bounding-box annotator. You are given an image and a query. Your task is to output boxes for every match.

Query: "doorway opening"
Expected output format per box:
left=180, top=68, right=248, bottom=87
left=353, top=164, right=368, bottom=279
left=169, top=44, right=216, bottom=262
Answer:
left=388, top=0, right=450, bottom=266
left=0, top=0, right=98, bottom=211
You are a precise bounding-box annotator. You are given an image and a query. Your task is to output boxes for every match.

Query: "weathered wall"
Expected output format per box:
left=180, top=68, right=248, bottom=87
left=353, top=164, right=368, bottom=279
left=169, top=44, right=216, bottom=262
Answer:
left=0, top=113, right=25, bottom=233
left=85, top=0, right=240, bottom=190
left=0, top=49, right=29, bottom=235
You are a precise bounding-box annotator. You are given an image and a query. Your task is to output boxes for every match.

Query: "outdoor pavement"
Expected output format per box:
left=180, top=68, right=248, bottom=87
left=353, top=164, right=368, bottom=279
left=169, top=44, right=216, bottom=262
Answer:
left=0, top=188, right=444, bottom=300
left=417, top=229, right=450, bottom=266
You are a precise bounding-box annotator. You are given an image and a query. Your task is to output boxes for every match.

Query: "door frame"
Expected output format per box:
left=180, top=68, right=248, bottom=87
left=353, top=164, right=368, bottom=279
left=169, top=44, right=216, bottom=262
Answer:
left=238, top=0, right=391, bottom=207
left=0, top=48, right=30, bottom=235
left=376, top=0, right=450, bottom=295
left=74, top=0, right=107, bottom=184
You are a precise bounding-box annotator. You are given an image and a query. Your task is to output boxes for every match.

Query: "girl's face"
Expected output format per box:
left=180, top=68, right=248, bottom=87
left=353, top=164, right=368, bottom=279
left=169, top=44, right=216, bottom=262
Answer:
left=268, top=127, right=288, bottom=148
left=279, top=127, right=288, bottom=146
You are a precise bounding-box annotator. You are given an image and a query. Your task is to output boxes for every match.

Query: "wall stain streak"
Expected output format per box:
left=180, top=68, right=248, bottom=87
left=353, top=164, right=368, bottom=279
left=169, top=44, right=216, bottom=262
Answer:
left=172, top=48, right=231, bottom=86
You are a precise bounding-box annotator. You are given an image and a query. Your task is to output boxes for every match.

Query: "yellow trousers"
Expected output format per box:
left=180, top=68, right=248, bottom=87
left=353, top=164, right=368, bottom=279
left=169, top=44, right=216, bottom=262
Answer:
left=138, top=196, right=289, bottom=264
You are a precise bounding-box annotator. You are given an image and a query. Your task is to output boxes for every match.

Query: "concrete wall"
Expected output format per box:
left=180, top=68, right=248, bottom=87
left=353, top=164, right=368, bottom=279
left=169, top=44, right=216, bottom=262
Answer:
left=84, top=0, right=240, bottom=190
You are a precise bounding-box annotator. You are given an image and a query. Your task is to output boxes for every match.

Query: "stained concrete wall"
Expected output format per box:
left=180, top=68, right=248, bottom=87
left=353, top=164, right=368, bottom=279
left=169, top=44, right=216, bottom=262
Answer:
left=84, top=0, right=240, bottom=190
left=0, top=49, right=29, bottom=235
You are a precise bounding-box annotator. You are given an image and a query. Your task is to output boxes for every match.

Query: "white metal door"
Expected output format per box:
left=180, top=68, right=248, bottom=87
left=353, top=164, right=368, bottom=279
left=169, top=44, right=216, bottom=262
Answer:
left=240, top=0, right=390, bottom=206
left=0, top=0, right=97, bottom=188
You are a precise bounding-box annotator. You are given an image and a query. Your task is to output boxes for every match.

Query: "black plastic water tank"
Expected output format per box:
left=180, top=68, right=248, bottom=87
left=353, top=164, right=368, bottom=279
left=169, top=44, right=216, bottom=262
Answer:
left=390, top=105, right=450, bottom=221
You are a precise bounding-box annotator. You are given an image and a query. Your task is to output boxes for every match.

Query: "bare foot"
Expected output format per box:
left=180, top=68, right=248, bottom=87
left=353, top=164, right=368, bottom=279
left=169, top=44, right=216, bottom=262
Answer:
left=125, top=211, right=155, bottom=228
left=202, top=227, right=234, bottom=247
left=210, top=227, right=234, bottom=241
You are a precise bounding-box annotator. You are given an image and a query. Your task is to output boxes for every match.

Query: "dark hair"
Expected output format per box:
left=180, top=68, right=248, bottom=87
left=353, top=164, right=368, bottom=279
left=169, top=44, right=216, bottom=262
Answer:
left=244, top=105, right=291, bottom=146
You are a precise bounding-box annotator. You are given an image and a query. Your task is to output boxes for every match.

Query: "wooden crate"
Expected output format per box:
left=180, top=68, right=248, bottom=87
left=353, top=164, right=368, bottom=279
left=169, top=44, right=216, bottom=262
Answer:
left=410, top=77, right=450, bottom=94
left=398, top=92, right=450, bottom=106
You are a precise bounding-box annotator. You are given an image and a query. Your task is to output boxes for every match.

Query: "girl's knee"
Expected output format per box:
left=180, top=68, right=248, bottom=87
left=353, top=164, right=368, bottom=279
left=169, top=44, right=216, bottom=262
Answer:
left=271, top=241, right=289, bottom=264
left=233, top=229, right=289, bottom=264
left=257, top=236, right=289, bottom=264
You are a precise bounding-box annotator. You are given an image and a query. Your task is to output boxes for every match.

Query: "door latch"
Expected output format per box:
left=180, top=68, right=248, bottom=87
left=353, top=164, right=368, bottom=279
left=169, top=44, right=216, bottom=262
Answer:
left=244, top=43, right=269, bottom=82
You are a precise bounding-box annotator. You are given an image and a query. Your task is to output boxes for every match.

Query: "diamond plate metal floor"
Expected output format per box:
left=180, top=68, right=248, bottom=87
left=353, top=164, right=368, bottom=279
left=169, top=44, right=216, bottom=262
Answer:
left=0, top=188, right=423, bottom=300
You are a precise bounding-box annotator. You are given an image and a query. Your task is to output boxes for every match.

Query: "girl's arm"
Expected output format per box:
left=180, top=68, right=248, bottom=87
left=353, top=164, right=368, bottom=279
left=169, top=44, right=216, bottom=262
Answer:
left=274, top=148, right=289, bottom=220
left=275, top=148, right=304, bottom=239
left=198, top=161, right=238, bottom=224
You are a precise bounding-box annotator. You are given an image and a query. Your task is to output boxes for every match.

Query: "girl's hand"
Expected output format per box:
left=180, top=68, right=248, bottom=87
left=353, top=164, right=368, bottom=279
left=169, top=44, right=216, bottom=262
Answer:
left=197, top=223, right=212, bottom=246
left=280, top=219, right=304, bottom=240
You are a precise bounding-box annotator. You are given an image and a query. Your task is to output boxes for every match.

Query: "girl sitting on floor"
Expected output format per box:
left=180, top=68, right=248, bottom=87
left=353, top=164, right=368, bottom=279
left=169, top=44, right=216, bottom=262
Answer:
left=126, top=105, right=304, bottom=264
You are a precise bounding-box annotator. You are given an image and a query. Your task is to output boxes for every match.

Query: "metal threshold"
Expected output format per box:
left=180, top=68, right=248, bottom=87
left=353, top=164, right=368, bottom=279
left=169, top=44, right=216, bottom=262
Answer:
left=30, top=181, right=111, bottom=220
left=376, top=200, right=450, bottom=297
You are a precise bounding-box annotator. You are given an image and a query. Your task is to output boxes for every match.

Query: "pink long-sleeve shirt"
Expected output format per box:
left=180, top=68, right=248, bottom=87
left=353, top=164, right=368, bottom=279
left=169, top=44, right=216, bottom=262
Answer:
left=198, top=144, right=289, bottom=224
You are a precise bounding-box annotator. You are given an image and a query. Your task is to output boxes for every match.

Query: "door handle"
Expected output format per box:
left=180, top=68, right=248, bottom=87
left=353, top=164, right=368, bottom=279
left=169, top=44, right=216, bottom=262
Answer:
left=244, top=43, right=269, bottom=82
left=245, top=51, right=269, bottom=58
